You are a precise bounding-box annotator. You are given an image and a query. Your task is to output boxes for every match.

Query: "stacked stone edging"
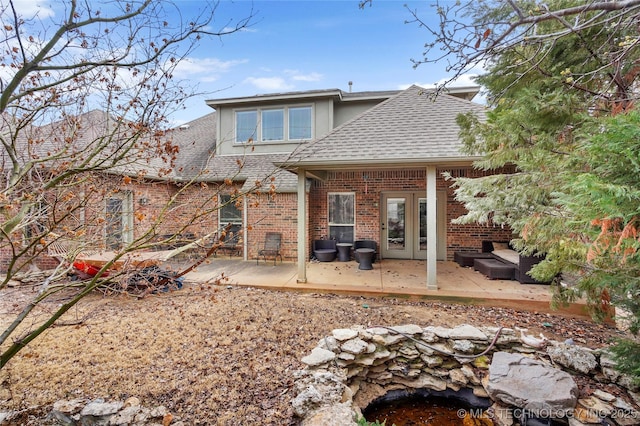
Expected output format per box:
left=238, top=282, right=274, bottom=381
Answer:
left=0, top=397, right=182, bottom=426
left=292, top=324, right=640, bottom=426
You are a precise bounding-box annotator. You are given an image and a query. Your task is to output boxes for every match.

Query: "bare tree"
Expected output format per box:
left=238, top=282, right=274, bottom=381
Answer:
left=0, top=0, right=257, bottom=368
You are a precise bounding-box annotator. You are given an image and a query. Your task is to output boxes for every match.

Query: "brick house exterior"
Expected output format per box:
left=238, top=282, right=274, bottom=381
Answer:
left=4, top=85, right=514, bottom=290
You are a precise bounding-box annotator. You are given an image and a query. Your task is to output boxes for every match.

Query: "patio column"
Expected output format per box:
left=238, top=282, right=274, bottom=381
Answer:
left=426, top=165, right=437, bottom=290
left=243, top=194, right=248, bottom=261
left=297, top=169, right=307, bottom=283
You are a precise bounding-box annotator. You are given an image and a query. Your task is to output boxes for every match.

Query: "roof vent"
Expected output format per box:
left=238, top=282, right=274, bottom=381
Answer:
left=348, top=81, right=353, bottom=93
left=179, top=124, right=190, bottom=130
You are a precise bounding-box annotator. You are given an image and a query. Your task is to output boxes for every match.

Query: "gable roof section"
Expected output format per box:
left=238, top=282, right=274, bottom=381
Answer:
left=165, top=112, right=217, bottom=180
left=165, top=112, right=298, bottom=192
left=285, top=85, right=487, bottom=169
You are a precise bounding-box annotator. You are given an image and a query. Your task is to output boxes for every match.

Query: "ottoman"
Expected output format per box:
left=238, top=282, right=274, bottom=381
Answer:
left=473, top=258, right=515, bottom=280
left=454, top=251, right=495, bottom=267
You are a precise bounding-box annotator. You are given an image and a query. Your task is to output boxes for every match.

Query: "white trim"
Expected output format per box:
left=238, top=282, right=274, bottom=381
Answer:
left=104, top=191, right=133, bottom=249
left=234, top=104, right=313, bottom=144
left=327, top=192, right=355, bottom=242
left=297, top=171, right=307, bottom=283
left=426, top=166, right=437, bottom=290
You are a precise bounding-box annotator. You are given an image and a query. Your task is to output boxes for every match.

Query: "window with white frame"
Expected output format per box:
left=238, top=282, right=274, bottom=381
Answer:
left=262, top=109, right=284, bottom=141
left=236, top=110, right=257, bottom=143
left=289, top=106, right=312, bottom=140
left=105, top=191, right=133, bottom=250
left=219, top=194, right=243, bottom=242
left=328, top=192, right=355, bottom=243
left=235, top=106, right=312, bottom=143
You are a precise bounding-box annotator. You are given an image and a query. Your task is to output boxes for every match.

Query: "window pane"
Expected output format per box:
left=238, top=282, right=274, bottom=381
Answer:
left=386, top=197, right=405, bottom=250
left=236, top=110, right=257, bottom=143
left=419, top=198, right=427, bottom=250
left=220, top=195, right=242, bottom=224
left=329, top=226, right=354, bottom=243
left=289, top=107, right=312, bottom=140
left=328, top=193, right=354, bottom=224
left=106, top=198, right=123, bottom=250
left=262, top=109, right=284, bottom=141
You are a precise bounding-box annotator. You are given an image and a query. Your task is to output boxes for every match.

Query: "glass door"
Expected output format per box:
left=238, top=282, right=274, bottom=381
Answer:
left=382, top=195, right=411, bottom=259
left=105, top=191, right=133, bottom=250
left=381, top=191, right=446, bottom=260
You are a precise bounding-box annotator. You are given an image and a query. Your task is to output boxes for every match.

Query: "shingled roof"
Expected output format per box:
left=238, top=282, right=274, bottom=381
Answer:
left=166, top=112, right=298, bottom=192
left=285, top=85, right=486, bottom=168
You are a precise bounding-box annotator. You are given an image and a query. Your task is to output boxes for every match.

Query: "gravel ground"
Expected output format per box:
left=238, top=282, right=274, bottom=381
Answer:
left=0, top=282, right=629, bottom=425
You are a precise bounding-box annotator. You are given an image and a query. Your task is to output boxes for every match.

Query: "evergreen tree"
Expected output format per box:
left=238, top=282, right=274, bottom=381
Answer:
left=425, top=0, right=640, bottom=382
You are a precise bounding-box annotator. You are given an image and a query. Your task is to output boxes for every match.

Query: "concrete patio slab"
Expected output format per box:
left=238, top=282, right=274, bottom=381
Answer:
left=175, top=258, right=590, bottom=318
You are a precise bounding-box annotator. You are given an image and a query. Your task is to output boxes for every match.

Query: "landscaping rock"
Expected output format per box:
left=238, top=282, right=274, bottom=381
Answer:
left=547, top=343, right=597, bottom=374
left=332, top=329, right=358, bottom=341
left=449, top=324, right=488, bottom=341
left=300, top=403, right=357, bottom=426
left=302, top=347, right=336, bottom=367
left=293, top=324, right=640, bottom=425
left=485, top=352, right=578, bottom=416
left=341, top=338, right=369, bottom=355
left=80, top=399, right=123, bottom=417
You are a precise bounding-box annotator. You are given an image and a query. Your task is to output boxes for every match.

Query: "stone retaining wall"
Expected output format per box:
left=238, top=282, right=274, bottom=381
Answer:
left=292, top=324, right=640, bottom=426
left=0, top=397, right=181, bottom=426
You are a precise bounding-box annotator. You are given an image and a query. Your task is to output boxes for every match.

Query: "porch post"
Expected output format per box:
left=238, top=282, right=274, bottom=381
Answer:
left=426, top=165, right=438, bottom=290
left=297, top=169, right=307, bottom=283
left=243, top=194, right=248, bottom=261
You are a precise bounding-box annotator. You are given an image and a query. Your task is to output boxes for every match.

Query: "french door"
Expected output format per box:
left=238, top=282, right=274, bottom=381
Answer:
left=381, top=191, right=446, bottom=260
left=105, top=191, right=133, bottom=250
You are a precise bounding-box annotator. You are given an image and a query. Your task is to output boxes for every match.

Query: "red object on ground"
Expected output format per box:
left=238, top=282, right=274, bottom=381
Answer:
left=72, top=260, right=109, bottom=277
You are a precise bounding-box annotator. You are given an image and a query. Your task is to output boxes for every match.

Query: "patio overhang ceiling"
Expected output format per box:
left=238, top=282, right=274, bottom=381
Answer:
left=277, top=156, right=482, bottom=179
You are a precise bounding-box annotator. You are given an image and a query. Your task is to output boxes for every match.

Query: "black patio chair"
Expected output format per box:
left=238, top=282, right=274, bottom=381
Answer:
left=214, top=225, right=242, bottom=258
left=313, top=239, right=337, bottom=262
left=257, top=232, right=283, bottom=265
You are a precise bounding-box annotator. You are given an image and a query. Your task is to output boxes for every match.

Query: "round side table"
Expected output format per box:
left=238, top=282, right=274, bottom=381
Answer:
left=355, top=248, right=375, bottom=270
left=336, top=243, right=353, bottom=262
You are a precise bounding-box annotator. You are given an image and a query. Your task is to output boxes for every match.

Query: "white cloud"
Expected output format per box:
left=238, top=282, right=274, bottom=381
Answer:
left=9, top=0, right=55, bottom=19
left=285, top=70, right=323, bottom=82
left=173, top=57, right=249, bottom=80
left=244, top=76, right=294, bottom=92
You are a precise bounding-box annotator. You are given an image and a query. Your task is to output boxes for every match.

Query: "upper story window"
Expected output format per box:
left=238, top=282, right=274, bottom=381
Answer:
left=236, top=110, right=258, bottom=143
left=289, top=106, right=312, bottom=140
left=262, top=109, right=284, bottom=141
left=235, top=106, right=312, bottom=143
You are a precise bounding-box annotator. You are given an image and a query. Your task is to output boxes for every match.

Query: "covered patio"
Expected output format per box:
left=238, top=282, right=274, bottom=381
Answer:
left=178, top=258, right=589, bottom=318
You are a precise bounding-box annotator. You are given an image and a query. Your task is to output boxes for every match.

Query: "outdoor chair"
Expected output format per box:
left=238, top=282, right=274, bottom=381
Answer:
left=313, top=239, right=337, bottom=262
left=257, top=232, right=283, bottom=265
left=354, top=240, right=377, bottom=263
left=214, top=225, right=242, bottom=258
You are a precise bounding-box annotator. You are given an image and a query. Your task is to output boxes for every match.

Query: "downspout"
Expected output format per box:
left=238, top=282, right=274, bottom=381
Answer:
left=297, top=169, right=307, bottom=282
left=426, top=166, right=438, bottom=290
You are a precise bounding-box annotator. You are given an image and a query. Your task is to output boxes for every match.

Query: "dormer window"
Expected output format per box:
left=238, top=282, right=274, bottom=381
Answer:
left=235, top=105, right=312, bottom=143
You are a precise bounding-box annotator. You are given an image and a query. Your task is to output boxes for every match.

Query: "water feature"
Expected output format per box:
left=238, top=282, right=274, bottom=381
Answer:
left=362, top=388, right=493, bottom=426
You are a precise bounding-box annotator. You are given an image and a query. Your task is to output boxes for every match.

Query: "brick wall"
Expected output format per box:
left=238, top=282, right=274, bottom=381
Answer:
left=0, top=166, right=515, bottom=273
left=310, top=168, right=515, bottom=260
left=247, top=192, right=299, bottom=261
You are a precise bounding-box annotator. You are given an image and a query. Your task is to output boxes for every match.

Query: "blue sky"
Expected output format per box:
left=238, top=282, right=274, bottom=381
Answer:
left=170, top=0, right=481, bottom=124
left=7, top=0, right=480, bottom=125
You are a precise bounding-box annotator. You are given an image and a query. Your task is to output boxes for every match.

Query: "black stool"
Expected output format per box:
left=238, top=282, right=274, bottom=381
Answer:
left=336, top=243, right=353, bottom=262
left=356, top=248, right=375, bottom=270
